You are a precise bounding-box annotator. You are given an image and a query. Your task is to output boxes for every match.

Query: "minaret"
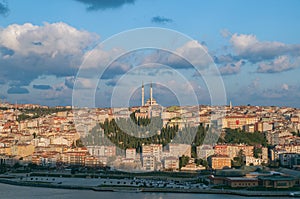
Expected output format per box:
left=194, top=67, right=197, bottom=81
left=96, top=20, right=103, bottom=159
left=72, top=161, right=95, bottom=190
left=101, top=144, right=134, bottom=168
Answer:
left=229, top=101, right=232, bottom=109
left=142, top=82, right=145, bottom=106
left=150, top=82, right=153, bottom=106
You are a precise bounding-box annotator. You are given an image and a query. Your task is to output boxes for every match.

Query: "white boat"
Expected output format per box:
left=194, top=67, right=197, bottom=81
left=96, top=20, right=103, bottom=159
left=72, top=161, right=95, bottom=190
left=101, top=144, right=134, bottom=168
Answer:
left=290, top=192, right=300, bottom=197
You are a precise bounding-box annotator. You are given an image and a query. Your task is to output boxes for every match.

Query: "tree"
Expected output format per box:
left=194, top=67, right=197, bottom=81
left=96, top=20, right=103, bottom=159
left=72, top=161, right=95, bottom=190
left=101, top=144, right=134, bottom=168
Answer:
left=195, top=158, right=208, bottom=168
left=76, top=139, right=84, bottom=147
left=179, top=155, right=190, bottom=169
left=223, top=128, right=268, bottom=146
left=202, top=159, right=208, bottom=168
left=253, top=147, right=262, bottom=158
left=13, top=162, right=22, bottom=169
left=232, top=150, right=245, bottom=168
left=0, top=164, right=8, bottom=173
left=97, top=117, right=178, bottom=150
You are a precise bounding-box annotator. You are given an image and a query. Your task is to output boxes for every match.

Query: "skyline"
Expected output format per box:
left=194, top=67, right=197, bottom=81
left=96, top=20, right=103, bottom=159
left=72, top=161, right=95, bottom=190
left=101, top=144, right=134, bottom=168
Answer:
left=0, top=0, right=300, bottom=108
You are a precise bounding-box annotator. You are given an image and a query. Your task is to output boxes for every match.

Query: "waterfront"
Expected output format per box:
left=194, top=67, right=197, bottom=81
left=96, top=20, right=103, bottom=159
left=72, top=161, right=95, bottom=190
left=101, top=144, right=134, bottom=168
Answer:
left=0, top=183, right=292, bottom=199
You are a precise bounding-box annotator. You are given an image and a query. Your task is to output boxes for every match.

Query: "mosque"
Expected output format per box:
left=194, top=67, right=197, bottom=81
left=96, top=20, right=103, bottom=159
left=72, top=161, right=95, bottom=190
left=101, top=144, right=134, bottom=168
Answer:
left=135, top=82, right=161, bottom=118
left=142, top=82, right=158, bottom=107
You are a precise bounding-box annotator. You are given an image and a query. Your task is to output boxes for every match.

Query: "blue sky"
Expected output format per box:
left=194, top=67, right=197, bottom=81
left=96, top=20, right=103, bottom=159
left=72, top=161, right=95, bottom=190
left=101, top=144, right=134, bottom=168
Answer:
left=0, top=0, right=300, bottom=107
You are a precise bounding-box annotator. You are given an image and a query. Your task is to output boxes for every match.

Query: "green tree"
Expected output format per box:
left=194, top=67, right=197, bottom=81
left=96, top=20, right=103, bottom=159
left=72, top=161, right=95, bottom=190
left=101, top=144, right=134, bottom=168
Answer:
left=253, top=147, right=262, bottom=158
left=232, top=149, right=245, bottom=168
left=76, top=139, right=84, bottom=147
left=223, top=128, right=268, bottom=146
left=179, top=155, right=190, bottom=169
left=195, top=158, right=208, bottom=168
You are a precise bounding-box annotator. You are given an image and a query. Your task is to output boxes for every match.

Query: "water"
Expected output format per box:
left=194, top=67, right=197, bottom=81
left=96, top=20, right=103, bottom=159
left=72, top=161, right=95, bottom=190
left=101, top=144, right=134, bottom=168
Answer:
left=0, top=183, right=291, bottom=199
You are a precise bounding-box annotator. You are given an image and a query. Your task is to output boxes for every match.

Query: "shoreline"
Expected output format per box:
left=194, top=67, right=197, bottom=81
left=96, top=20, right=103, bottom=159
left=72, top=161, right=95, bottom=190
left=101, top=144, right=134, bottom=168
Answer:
left=0, top=178, right=293, bottom=197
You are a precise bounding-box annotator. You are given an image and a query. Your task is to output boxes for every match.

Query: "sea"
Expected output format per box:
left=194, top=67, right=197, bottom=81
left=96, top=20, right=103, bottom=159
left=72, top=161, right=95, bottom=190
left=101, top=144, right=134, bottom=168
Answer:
left=0, top=183, right=291, bottom=199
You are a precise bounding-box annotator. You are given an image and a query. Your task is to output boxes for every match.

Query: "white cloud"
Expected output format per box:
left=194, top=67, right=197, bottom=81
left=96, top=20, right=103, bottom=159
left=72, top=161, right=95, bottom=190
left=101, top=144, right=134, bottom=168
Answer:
left=81, top=47, right=125, bottom=69
left=230, top=33, right=258, bottom=52
left=0, top=22, right=98, bottom=57
left=140, top=40, right=211, bottom=70
left=230, top=33, right=300, bottom=63
left=220, top=29, right=232, bottom=38
left=0, top=22, right=99, bottom=87
left=219, top=60, right=244, bottom=75
left=214, top=32, right=300, bottom=74
left=257, top=55, right=297, bottom=73
left=169, top=40, right=211, bottom=68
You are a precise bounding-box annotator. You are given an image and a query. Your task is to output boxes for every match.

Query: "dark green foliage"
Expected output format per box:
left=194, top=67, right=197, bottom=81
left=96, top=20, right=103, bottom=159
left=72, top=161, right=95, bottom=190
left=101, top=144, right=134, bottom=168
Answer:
left=291, top=131, right=300, bottom=137
left=232, top=149, right=246, bottom=168
left=87, top=116, right=217, bottom=155
left=253, top=147, right=262, bottom=158
left=17, top=113, right=31, bottom=121
left=76, top=139, right=84, bottom=147
left=191, top=145, right=197, bottom=158
left=193, top=125, right=206, bottom=146
left=0, top=164, right=9, bottom=173
left=179, top=155, right=190, bottom=169
left=195, top=158, right=208, bottom=167
left=130, top=111, right=151, bottom=126
left=71, top=139, right=85, bottom=148
left=98, top=118, right=178, bottom=151
left=17, top=107, right=71, bottom=121
left=223, top=128, right=268, bottom=146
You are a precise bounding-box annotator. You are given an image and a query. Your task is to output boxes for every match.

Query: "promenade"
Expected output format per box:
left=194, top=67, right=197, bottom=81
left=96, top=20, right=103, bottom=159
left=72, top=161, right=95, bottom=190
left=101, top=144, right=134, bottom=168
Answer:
left=0, top=175, right=294, bottom=197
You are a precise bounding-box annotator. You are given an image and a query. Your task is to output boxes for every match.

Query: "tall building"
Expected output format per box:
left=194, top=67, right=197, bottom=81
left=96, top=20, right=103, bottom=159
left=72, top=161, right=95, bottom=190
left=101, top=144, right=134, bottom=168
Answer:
left=142, top=144, right=162, bottom=161
left=140, top=82, right=159, bottom=107
left=142, top=82, right=145, bottom=106
left=144, top=82, right=158, bottom=106
left=150, top=82, right=153, bottom=105
left=137, top=82, right=162, bottom=119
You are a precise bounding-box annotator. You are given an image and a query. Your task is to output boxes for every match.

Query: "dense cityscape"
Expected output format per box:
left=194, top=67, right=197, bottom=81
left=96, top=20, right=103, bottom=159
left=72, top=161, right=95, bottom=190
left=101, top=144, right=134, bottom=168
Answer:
left=1, top=1, right=300, bottom=198
left=1, top=84, right=300, bottom=194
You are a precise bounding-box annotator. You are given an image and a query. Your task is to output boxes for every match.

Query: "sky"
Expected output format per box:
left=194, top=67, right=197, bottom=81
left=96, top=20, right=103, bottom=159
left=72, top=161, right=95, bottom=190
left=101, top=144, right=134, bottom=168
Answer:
left=0, top=0, right=300, bottom=108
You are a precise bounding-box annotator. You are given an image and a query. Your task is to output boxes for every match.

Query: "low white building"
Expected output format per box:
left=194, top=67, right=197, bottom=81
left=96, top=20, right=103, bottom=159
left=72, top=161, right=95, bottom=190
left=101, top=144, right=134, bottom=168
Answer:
left=245, top=156, right=264, bottom=166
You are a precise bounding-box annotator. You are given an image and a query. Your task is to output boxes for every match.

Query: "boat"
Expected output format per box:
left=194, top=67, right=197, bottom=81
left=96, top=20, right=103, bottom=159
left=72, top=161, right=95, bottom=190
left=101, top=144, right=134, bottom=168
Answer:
left=91, top=187, right=114, bottom=192
left=290, top=192, right=300, bottom=197
left=112, top=188, right=143, bottom=193
left=92, top=187, right=142, bottom=193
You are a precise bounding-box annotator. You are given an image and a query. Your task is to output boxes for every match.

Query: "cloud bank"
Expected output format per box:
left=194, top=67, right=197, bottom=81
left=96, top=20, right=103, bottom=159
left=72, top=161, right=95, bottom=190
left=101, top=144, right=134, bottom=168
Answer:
left=216, top=32, right=300, bottom=75
left=0, top=22, right=98, bottom=89
left=230, top=33, right=300, bottom=63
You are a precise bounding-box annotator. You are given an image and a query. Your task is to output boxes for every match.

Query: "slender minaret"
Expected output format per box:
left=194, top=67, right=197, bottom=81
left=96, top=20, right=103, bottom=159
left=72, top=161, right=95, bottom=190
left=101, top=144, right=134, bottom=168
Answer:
left=150, top=82, right=153, bottom=106
left=142, top=82, right=145, bottom=106
left=229, top=101, right=232, bottom=109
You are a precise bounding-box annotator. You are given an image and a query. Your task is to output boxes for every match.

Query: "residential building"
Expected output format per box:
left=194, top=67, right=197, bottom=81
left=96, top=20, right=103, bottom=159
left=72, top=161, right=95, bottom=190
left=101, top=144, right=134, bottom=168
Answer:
left=208, top=155, right=231, bottom=170
left=163, top=156, right=179, bottom=171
